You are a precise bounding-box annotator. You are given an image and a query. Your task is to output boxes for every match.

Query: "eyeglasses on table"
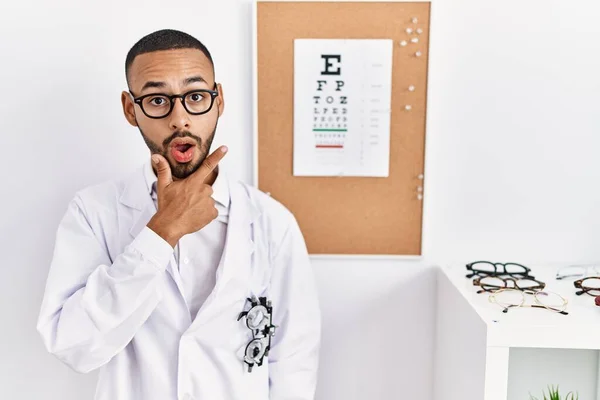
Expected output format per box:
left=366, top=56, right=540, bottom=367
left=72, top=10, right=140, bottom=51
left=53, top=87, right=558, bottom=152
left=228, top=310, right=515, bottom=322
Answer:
left=556, top=264, right=600, bottom=280
left=573, top=277, right=600, bottom=297
left=465, top=261, right=533, bottom=279
left=472, top=275, right=546, bottom=294
left=488, top=288, right=568, bottom=315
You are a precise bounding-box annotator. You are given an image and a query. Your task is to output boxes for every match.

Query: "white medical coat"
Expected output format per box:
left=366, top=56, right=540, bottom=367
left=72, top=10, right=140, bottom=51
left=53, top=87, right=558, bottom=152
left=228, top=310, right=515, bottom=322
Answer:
left=36, top=162, right=321, bottom=400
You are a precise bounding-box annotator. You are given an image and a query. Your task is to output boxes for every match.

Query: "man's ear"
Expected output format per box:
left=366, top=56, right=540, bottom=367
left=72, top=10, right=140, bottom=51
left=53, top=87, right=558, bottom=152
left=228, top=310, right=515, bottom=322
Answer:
left=216, top=83, right=225, bottom=117
left=121, top=91, right=138, bottom=127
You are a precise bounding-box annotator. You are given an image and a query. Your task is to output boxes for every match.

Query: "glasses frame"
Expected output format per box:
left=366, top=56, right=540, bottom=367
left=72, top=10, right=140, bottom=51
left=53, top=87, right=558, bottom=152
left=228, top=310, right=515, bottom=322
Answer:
left=473, top=275, right=546, bottom=294
left=465, top=261, right=533, bottom=279
left=488, top=288, right=568, bottom=315
left=556, top=264, right=600, bottom=280
left=573, top=276, right=600, bottom=296
left=130, top=83, right=219, bottom=119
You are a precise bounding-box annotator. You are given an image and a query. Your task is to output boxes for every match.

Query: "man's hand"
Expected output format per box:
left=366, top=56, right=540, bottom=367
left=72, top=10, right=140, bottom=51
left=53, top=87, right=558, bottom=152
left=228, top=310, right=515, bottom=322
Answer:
left=147, top=146, right=228, bottom=247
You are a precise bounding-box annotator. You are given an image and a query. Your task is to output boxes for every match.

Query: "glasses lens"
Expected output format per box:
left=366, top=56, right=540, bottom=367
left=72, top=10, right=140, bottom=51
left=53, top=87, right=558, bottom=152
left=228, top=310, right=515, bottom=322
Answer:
left=142, top=95, right=172, bottom=117
left=504, top=263, right=527, bottom=274
left=185, top=91, right=213, bottom=114
left=479, top=276, right=505, bottom=291
left=246, top=305, right=269, bottom=330
left=535, top=291, right=567, bottom=312
left=245, top=338, right=266, bottom=363
left=582, top=278, right=600, bottom=295
left=471, top=262, right=496, bottom=273
left=493, top=289, right=523, bottom=308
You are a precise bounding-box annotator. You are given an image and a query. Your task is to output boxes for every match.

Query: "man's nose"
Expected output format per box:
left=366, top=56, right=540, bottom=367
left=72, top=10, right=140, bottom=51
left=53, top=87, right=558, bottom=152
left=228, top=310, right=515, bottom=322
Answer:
left=168, top=98, right=191, bottom=130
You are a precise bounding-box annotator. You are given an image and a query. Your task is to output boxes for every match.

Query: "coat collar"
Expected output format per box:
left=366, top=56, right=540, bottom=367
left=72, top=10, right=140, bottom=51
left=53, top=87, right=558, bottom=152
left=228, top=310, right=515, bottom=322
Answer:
left=119, top=163, right=148, bottom=211
left=120, top=161, right=260, bottom=236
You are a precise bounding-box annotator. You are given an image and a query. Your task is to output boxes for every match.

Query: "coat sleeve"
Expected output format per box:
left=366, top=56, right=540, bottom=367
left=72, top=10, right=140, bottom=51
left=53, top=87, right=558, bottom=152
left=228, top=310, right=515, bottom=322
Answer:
left=268, top=214, right=321, bottom=400
left=36, top=195, right=173, bottom=373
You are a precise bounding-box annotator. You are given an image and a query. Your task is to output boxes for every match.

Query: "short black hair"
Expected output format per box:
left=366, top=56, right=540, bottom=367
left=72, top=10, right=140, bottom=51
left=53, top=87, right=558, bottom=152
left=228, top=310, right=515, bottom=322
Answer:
left=125, top=29, right=214, bottom=86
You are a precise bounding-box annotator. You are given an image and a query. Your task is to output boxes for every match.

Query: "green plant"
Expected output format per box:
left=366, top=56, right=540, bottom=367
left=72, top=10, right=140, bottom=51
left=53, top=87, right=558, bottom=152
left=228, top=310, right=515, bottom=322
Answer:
left=529, top=385, right=579, bottom=400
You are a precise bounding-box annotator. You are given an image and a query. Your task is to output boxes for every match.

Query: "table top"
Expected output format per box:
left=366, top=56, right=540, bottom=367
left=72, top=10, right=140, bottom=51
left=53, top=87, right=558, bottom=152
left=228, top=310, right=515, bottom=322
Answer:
left=440, top=261, right=600, bottom=349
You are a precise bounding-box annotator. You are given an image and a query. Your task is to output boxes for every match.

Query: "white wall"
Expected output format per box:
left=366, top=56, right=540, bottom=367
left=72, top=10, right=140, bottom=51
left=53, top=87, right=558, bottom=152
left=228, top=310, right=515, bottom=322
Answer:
left=423, top=0, right=600, bottom=265
left=314, top=259, right=435, bottom=400
left=2, top=0, right=599, bottom=399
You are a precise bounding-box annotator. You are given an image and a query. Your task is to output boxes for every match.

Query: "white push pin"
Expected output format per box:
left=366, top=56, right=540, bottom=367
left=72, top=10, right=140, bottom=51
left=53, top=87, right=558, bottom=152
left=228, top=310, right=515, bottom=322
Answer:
left=415, top=51, right=422, bottom=57
left=400, top=40, right=408, bottom=47
left=417, top=186, right=423, bottom=192
left=412, top=17, right=418, bottom=24
left=408, top=85, right=416, bottom=92
left=406, top=27, right=413, bottom=34
left=416, top=28, right=424, bottom=34
left=417, top=194, right=423, bottom=201
left=405, top=105, right=412, bottom=111
left=411, top=37, right=419, bottom=44
left=418, top=174, right=424, bottom=180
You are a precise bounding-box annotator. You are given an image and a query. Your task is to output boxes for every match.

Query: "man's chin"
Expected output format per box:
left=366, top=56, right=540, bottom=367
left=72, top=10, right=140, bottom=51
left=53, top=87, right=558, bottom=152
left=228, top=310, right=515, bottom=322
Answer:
left=169, top=158, right=203, bottom=180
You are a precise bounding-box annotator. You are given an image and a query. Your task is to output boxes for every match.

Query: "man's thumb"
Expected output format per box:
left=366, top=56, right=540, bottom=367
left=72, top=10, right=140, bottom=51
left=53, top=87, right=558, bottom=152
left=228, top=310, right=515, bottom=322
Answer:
left=152, top=154, right=172, bottom=190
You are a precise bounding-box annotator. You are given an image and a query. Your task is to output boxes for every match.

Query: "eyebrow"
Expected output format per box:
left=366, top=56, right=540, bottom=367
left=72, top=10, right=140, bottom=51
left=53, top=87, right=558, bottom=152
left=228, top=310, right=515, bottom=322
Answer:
left=140, top=75, right=208, bottom=92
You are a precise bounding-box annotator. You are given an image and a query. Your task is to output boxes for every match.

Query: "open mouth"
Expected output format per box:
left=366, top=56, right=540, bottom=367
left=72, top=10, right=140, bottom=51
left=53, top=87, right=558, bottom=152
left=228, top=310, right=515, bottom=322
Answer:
left=170, top=141, right=196, bottom=163
left=175, top=144, right=193, bottom=153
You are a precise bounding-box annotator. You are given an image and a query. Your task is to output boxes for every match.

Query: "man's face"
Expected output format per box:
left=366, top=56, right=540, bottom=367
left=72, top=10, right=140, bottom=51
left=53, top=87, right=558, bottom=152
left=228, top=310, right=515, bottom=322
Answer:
left=121, top=48, right=224, bottom=180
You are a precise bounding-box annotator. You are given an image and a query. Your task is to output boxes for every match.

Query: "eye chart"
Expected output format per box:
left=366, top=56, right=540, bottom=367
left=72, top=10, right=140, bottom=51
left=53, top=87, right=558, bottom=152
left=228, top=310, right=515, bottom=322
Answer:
left=293, top=39, right=393, bottom=177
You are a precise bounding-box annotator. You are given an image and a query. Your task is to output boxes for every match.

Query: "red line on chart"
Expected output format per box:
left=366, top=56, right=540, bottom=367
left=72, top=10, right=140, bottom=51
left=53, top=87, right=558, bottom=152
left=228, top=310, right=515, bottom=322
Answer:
left=315, top=145, right=344, bottom=149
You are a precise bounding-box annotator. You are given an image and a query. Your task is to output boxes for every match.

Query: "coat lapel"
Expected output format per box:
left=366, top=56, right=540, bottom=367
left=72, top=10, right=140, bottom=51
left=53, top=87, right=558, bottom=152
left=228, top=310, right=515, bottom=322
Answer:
left=216, top=181, right=261, bottom=291
left=119, top=164, right=186, bottom=298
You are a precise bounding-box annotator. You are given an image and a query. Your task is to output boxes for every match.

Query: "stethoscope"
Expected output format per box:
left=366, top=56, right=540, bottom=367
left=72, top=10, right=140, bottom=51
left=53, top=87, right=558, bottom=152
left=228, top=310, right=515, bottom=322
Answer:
left=237, top=296, right=277, bottom=372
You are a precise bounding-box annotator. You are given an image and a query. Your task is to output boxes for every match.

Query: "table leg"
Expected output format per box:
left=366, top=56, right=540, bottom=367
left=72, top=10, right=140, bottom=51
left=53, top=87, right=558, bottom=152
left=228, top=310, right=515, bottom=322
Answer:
left=484, top=346, right=510, bottom=400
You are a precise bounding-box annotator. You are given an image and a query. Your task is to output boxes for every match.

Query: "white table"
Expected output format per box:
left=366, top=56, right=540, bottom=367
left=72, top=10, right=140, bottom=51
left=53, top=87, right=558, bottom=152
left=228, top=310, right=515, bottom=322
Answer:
left=434, top=262, right=600, bottom=400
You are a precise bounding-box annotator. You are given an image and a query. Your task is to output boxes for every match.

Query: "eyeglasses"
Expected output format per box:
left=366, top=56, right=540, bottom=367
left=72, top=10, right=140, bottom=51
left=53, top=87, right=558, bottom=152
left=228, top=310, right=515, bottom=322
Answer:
left=556, top=264, right=600, bottom=280
left=573, top=277, right=600, bottom=296
left=472, top=276, right=546, bottom=294
left=488, top=288, right=568, bottom=315
left=465, top=261, right=533, bottom=279
left=130, top=84, right=219, bottom=119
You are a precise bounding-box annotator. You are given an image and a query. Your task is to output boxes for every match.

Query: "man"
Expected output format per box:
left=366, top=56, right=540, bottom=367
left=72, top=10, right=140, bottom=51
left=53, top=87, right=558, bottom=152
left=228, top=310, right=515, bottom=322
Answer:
left=36, top=29, right=321, bottom=400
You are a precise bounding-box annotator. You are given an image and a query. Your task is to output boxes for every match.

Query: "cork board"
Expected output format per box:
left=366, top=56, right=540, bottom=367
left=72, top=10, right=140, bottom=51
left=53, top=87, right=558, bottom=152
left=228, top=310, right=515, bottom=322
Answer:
left=256, top=1, right=430, bottom=255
